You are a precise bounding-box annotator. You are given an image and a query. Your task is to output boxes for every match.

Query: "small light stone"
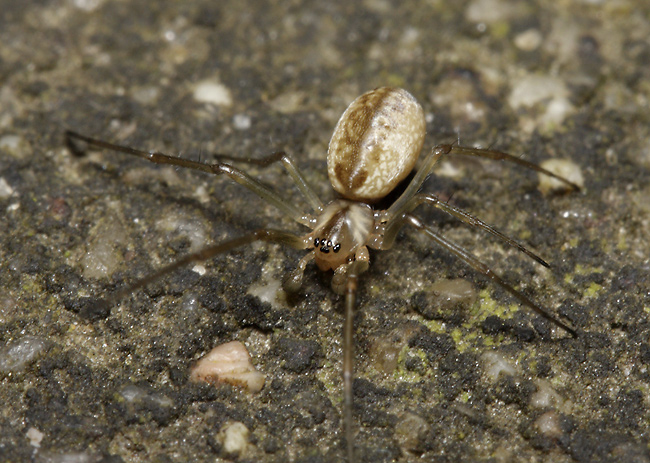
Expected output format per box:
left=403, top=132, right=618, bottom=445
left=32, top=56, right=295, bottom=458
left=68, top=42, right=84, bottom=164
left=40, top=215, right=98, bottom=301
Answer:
left=534, top=410, right=563, bottom=438
left=530, top=379, right=563, bottom=408
left=26, top=427, right=44, bottom=448
left=191, top=264, right=206, bottom=276
left=79, top=212, right=126, bottom=280
left=430, top=278, right=477, bottom=310
left=482, top=352, right=516, bottom=380
left=508, top=75, right=568, bottom=110
left=0, top=336, right=48, bottom=373
left=217, top=421, right=250, bottom=457
left=193, top=80, right=233, bottom=107
left=232, top=113, right=252, bottom=130
left=514, top=28, right=543, bottom=51
left=0, top=177, right=14, bottom=199
left=538, top=159, right=584, bottom=194
left=394, top=412, right=429, bottom=452
left=508, top=75, right=575, bottom=131
left=190, top=341, right=265, bottom=393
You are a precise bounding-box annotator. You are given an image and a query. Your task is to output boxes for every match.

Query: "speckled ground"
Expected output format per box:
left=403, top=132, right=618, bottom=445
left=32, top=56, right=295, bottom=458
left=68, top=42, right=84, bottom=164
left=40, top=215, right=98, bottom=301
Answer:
left=1, top=1, right=649, bottom=462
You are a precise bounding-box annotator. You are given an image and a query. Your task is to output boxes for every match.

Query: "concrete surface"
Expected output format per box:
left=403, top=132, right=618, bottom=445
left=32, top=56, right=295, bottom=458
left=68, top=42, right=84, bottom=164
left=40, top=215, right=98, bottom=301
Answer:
left=1, top=0, right=649, bottom=462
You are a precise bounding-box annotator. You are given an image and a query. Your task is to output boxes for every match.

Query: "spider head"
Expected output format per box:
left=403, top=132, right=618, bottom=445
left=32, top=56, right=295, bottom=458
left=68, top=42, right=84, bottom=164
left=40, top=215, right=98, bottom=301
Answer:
left=311, top=200, right=373, bottom=271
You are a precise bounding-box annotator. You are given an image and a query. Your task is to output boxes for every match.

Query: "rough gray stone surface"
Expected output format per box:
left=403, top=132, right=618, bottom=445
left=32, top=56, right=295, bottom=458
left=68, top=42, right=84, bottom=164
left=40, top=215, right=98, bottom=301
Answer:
left=1, top=1, right=649, bottom=462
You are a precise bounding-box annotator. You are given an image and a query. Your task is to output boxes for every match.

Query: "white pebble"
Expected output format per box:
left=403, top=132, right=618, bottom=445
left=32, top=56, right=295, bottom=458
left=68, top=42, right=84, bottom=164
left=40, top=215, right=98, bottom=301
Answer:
left=26, top=427, right=44, bottom=447
left=534, top=410, right=563, bottom=438
left=217, top=421, right=250, bottom=456
left=232, top=113, right=252, bottom=130
left=33, top=451, right=101, bottom=463
left=193, top=79, right=233, bottom=107
left=79, top=212, right=126, bottom=280
left=190, top=341, right=265, bottom=393
left=538, top=159, right=584, bottom=194
left=0, top=134, right=22, bottom=151
left=430, top=278, right=477, bottom=309
left=0, top=336, right=48, bottom=372
left=482, top=352, right=516, bottom=380
left=514, top=29, right=543, bottom=51
left=72, top=0, right=103, bottom=12
left=0, top=177, right=14, bottom=199
left=508, top=74, right=568, bottom=109
left=530, top=379, right=563, bottom=408
left=508, top=74, right=575, bottom=130
left=465, top=0, right=511, bottom=24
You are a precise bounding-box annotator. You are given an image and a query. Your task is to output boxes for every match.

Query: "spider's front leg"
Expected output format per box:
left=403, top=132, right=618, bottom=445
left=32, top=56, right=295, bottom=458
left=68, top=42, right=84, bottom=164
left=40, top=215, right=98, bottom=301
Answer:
left=341, top=258, right=367, bottom=463
left=88, top=229, right=310, bottom=316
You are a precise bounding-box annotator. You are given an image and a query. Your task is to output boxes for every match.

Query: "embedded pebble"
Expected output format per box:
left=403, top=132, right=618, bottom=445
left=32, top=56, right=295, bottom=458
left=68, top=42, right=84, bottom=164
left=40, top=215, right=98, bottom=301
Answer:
left=514, top=29, right=543, bottom=51
left=0, top=134, right=24, bottom=155
left=482, top=352, right=516, bottom=380
left=72, top=0, right=104, bottom=12
left=267, top=91, right=307, bottom=114
left=412, top=278, right=477, bottom=320
left=35, top=451, right=102, bottom=463
left=248, top=277, right=283, bottom=309
left=155, top=210, right=208, bottom=252
left=508, top=75, right=574, bottom=131
left=193, top=79, right=233, bottom=107
left=190, top=341, right=265, bottom=393
left=80, top=212, right=126, bottom=280
left=369, top=336, right=403, bottom=375
left=538, top=159, right=584, bottom=194
left=26, top=427, right=44, bottom=448
left=465, top=0, right=512, bottom=24
left=131, top=85, right=160, bottom=105
left=509, top=75, right=568, bottom=109
left=369, top=324, right=419, bottom=374
left=534, top=410, right=563, bottom=438
left=530, top=379, right=563, bottom=408
left=430, top=278, right=477, bottom=311
left=217, top=421, right=250, bottom=457
left=394, top=411, right=430, bottom=452
left=118, top=384, right=177, bottom=425
left=0, top=177, right=14, bottom=199
left=0, top=336, right=48, bottom=373
left=232, top=113, right=252, bottom=130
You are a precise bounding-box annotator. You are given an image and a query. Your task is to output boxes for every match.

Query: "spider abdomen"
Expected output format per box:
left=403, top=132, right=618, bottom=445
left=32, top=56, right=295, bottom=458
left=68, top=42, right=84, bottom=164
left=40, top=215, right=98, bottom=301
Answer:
left=327, top=87, right=426, bottom=202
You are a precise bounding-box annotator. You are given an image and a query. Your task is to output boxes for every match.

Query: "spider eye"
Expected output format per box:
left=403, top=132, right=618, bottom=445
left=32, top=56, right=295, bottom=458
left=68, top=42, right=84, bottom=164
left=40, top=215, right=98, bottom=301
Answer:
left=333, top=243, right=341, bottom=253
left=314, top=238, right=320, bottom=247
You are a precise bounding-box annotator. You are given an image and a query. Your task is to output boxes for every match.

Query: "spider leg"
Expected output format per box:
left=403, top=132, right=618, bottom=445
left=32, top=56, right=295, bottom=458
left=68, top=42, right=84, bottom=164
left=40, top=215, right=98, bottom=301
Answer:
left=65, top=130, right=314, bottom=227
left=447, top=145, right=581, bottom=191
left=384, top=192, right=549, bottom=267
left=95, top=229, right=309, bottom=312
left=384, top=141, right=580, bottom=224
left=404, top=214, right=577, bottom=337
left=342, top=259, right=365, bottom=463
left=214, top=151, right=323, bottom=212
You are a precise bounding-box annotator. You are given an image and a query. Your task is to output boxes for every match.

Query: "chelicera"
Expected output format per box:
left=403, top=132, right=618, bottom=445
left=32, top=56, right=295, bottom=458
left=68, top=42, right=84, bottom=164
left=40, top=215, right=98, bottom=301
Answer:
left=65, top=86, right=578, bottom=462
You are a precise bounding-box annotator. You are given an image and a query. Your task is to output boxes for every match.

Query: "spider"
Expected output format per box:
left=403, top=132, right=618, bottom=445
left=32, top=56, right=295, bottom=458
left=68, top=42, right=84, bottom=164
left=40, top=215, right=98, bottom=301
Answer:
left=65, top=86, right=578, bottom=462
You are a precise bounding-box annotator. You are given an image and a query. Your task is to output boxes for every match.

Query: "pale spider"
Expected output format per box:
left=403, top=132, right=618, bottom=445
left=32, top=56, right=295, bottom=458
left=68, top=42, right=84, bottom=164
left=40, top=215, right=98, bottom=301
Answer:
left=65, top=87, right=578, bottom=462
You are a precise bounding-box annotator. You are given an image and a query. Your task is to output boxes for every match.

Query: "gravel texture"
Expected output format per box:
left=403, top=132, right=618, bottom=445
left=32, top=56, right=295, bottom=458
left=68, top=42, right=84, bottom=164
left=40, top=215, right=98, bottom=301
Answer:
left=1, top=1, right=649, bottom=462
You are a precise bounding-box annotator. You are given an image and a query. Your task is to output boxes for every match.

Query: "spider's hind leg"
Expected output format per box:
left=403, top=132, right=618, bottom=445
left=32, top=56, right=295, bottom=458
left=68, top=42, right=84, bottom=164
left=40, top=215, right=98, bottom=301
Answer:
left=404, top=214, right=577, bottom=337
